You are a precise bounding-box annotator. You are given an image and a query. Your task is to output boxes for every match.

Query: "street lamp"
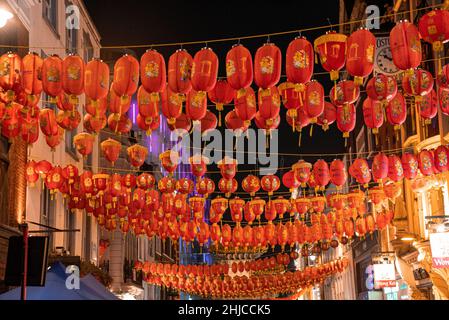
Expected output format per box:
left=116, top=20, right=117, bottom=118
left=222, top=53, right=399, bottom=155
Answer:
left=0, top=8, right=13, bottom=28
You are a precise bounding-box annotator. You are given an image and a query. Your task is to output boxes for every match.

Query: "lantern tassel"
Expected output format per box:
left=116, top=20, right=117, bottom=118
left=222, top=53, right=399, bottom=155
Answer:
left=298, top=130, right=302, bottom=147
left=218, top=110, right=222, bottom=127
left=309, top=124, right=313, bottom=137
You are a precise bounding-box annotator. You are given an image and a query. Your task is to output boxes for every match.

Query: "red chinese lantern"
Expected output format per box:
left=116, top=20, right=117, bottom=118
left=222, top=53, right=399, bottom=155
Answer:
left=191, top=48, right=218, bottom=92
left=372, top=153, right=389, bottom=184
left=39, top=108, right=58, bottom=136
left=225, top=109, right=247, bottom=134
left=199, top=110, right=217, bottom=135
left=244, top=202, right=256, bottom=225
left=176, top=178, right=194, bottom=195
left=218, top=178, right=238, bottom=198
left=140, top=49, right=166, bottom=93
left=336, top=103, right=356, bottom=140
left=254, top=43, right=282, bottom=89
left=273, top=196, right=289, bottom=219
left=101, top=138, right=121, bottom=165
left=84, top=113, right=107, bottom=134
left=226, top=44, right=253, bottom=91
left=418, top=149, right=435, bottom=176
left=168, top=49, right=192, bottom=95
left=388, top=155, right=404, bottom=182
left=313, top=159, right=330, bottom=191
left=20, top=113, right=39, bottom=145
left=258, top=86, right=281, bottom=126
left=401, top=153, right=419, bottom=180
left=330, top=159, right=347, bottom=190
left=419, top=89, right=438, bottom=125
left=282, top=170, right=300, bottom=192
left=45, top=165, right=64, bottom=195
left=314, top=31, right=347, bottom=81
left=196, top=177, right=215, bottom=198
left=434, top=145, right=449, bottom=173
left=189, top=154, right=209, bottom=178
left=73, top=132, right=94, bottom=157
left=221, top=224, right=232, bottom=249
left=366, top=74, right=397, bottom=103
left=208, top=79, right=235, bottom=125
left=349, top=158, right=371, bottom=187
left=249, top=197, right=266, bottom=221
left=317, top=101, right=337, bottom=131
left=127, top=144, right=148, bottom=168
left=21, top=52, right=43, bottom=102
left=2, top=103, right=20, bottom=139
left=158, top=176, right=176, bottom=194
left=26, top=160, right=39, bottom=186
left=234, top=87, right=257, bottom=127
left=242, top=175, right=260, bottom=197
left=260, top=175, right=280, bottom=196
left=362, top=98, right=384, bottom=135
left=286, top=37, right=314, bottom=87
left=304, top=80, right=324, bottom=124
left=229, top=197, right=245, bottom=225
left=56, top=109, right=81, bottom=130
left=186, top=89, right=207, bottom=121
left=217, top=157, right=238, bottom=180
left=346, top=28, right=376, bottom=85
left=390, top=21, right=422, bottom=71
left=84, top=58, right=109, bottom=105
left=112, top=54, right=139, bottom=104
left=386, top=92, right=407, bottom=131
left=418, top=9, right=449, bottom=52
left=136, top=113, right=160, bottom=136
left=0, top=52, right=22, bottom=101
left=439, top=87, right=449, bottom=115
left=330, top=80, right=360, bottom=106
left=402, top=68, right=434, bottom=99
left=42, top=54, right=63, bottom=100
left=137, top=85, right=159, bottom=119
left=62, top=54, right=84, bottom=103
left=167, top=112, right=191, bottom=134
left=161, top=87, right=183, bottom=125
left=292, top=160, right=312, bottom=187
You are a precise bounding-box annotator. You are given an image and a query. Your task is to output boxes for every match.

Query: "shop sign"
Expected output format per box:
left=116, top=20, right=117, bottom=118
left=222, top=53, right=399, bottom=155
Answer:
left=429, top=232, right=449, bottom=268
left=373, top=263, right=396, bottom=288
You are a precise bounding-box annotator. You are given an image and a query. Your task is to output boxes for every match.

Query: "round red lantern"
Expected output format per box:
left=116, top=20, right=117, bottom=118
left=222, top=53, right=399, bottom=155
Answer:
left=282, top=170, right=300, bottom=192
left=73, top=132, right=94, bottom=157
left=189, top=154, right=209, bottom=178
left=101, top=138, right=121, bottom=165
left=260, top=175, right=280, bottom=196
left=418, top=9, right=449, bottom=52
left=349, top=158, right=371, bottom=187
left=390, top=20, right=422, bottom=71
left=254, top=43, right=282, bottom=89
left=218, top=178, right=238, bottom=198
left=242, top=175, right=260, bottom=197
left=314, top=31, right=347, bottom=80
left=346, top=28, right=376, bottom=85
left=196, top=177, right=215, bottom=198
left=217, top=157, right=238, bottom=180
left=208, top=79, right=234, bottom=122
left=366, top=74, right=398, bottom=103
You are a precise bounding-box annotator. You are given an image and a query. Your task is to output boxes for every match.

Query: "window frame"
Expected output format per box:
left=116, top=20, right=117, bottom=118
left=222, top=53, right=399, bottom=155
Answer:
left=42, top=0, right=59, bottom=37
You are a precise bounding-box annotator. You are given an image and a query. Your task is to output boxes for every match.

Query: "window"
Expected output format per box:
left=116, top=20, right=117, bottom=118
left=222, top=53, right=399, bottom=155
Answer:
left=83, top=215, right=92, bottom=262
left=65, top=208, right=76, bottom=255
left=65, top=128, right=78, bottom=160
left=43, top=0, right=58, bottom=34
left=83, top=32, right=93, bottom=62
left=41, top=186, right=56, bottom=250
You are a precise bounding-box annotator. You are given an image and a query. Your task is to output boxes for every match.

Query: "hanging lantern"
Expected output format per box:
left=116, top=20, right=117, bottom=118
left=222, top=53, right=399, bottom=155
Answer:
left=189, top=196, right=206, bottom=222
left=249, top=197, right=266, bottom=221
left=56, top=109, right=81, bottom=130
left=328, top=193, right=346, bottom=210
left=100, top=138, right=121, bottom=165
left=191, top=47, right=218, bottom=92
left=371, top=153, right=389, bottom=184
left=401, top=152, right=419, bottom=180
left=389, top=20, right=422, bottom=72
left=234, top=86, right=257, bottom=127
left=136, top=173, right=155, bottom=190
left=161, top=87, right=183, bottom=125
left=176, top=178, right=194, bottom=195
left=21, top=52, right=43, bottom=103
left=45, top=165, right=64, bottom=195
left=186, top=89, right=207, bottom=121
left=418, top=149, right=435, bottom=176
left=217, top=157, right=238, bottom=180
left=45, top=127, right=64, bottom=150
left=107, top=113, right=132, bottom=134
left=402, top=68, right=434, bottom=100
left=330, top=80, right=360, bottom=107
left=159, top=150, right=179, bottom=176
left=349, top=158, right=371, bottom=187
left=388, top=155, right=404, bottom=182
left=419, top=89, right=438, bottom=125
left=108, top=83, right=131, bottom=115
left=140, top=49, right=166, bottom=93
left=158, top=176, right=176, bottom=194
left=336, top=103, right=356, bottom=140
left=313, top=159, right=330, bottom=191
left=314, top=31, right=347, bottom=81
left=278, top=82, right=302, bottom=131
left=189, top=154, right=209, bottom=178
left=39, top=108, right=58, bottom=136
left=258, top=86, right=281, bottom=126
left=317, top=101, right=337, bottom=131
left=20, top=112, right=39, bottom=145
left=386, top=92, right=407, bottom=131
left=199, top=110, right=217, bottom=135
left=330, top=159, right=347, bottom=190
left=282, top=170, right=300, bottom=193
left=62, top=54, right=84, bottom=104
left=225, top=109, right=247, bottom=135
left=167, top=112, right=191, bottom=134
left=418, top=9, right=449, bottom=52
left=254, top=43, right=282, bottom=89
left=84, top=113, right=107, bottom=134
left=73, top=132, right=94, bottom=157
left=366, top=74, right=398, bottom=103
left=273, top=196, right=289, bottom=219
left=384, top=182, right=402, bottom=201
left=218, top=178, right=238, bottom=198
left=42, top=54, right=63, bottom=100
left=242, top=175, right=260, bottom=197
left=26, top=160, right=39, bottom=186
left=439, top=87, right=449, bottom=115
left=229, top=197, right=245, bottom=225
left=226, top=44, right=253, bottom=91
left=84, top=58, right=109, bottom=105
left=260, top=175, right=280, bottom=196
left=196, top=177, right=215, bottom=198
left=292, top=160, right=312, bottom=187
left=363, top=97, right=384, bottom=136
left=434, top=145, right=449, bottom=173
left=168, top=49, right=192, bottom=95
left=286, top=36, right=314, bottom=88
left=137, top=85, right=159, bottom=120
left=208, top=79, right=235, bottom=124
left=112, top=54, right=139, bottom=105
left=346, top=28, right=376, bottom=85
left=127, top=144, right=148, bottom=168
left=304, top=80, right=324, bottom=124
left=136, top=113, right=160, bottom=136
left=79, top=171, right=94, bottom=198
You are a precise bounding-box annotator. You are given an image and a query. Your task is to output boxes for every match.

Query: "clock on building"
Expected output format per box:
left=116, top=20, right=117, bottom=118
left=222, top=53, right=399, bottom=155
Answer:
left=375, top=47, right=399, bottom=74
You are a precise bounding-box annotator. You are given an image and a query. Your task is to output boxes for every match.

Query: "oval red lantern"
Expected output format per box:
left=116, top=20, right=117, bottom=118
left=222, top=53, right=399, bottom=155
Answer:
left=346, top=28, right=376, bottom=85
left=362, top=97, right=384, bottom=135
left=390, top=21, right=422, bottom=71
left=260, top=175, right=280, bottom=196
left=62, top=54, right=84, bottom=102
left=317, top=101, right=337, bottom=131
left=434, top=145, right=449, bottom=173
left=100, top=138, right=121, bottom=165
left=304, top=80, right=324, bottom=123
left=402, top=68, right=434, bottom=99
left=226, top=44, right=253, bottom=91
left=21, top=52, right=43, bottom=102
left=161, top=87, right=183, bottom=125
left=112, top=54, right=139, bottom=104
left=286, top=37, right=314, bottom=86
left=330, top=159, right=347, bottom=189
left=419, top=89, right=438, bottom=125
left=313, top=159, right=330, bottom=191
left=388, top=155, right=404, bottom=182
left=42, top=54, right=63, bottom=99
left=0, top=52, right=22, bottom=101
left=84, top=58, right=109, bottom=104
left=418, top=149, right=435, bottom=176
left=349, top=158, right=371, bottom=187
left=167, top=49, right=192, bottom=95
left=282, top=170, right=300, bottom=192
left=186, top=89, right=207, bottom=121
left=372, top=153, right=389, bottom=184
left=401, top=152, right=419, bottom=180
left=258, top=86, right=280, bottom=125
left=137, top=85, right=159, bottom=119
left=418, top=9, right=449, bottom=52
left=73, top=132, right=94, bottom=157
left=191, top=47, right=218, bottom=92
left=336, top=103, right=356, bottom=139
left=366, top=74, right=398, bottom=103
left=107, top=113, right=132, bottom=134
left=292, top=160, right=312, bottom=187
left=330, top=80, right=360, bottom=106
left=39, top=108, right=58, bottom=136
left=254, top=43, right=282, bottom=89
left=386, top=92, right=407, bottom=131
left=208, top=79, right=235, bottom=119
left=242, top=175, right=260, bottom=197
left=234, top=86, right=257, bottom=126
left=217, top=157, right=238, bottom=180
left=26, top=160, right=39, bottom=186
left=140, top=49, right=166, bottom=93
left=314, top=31, right=347, bottom=81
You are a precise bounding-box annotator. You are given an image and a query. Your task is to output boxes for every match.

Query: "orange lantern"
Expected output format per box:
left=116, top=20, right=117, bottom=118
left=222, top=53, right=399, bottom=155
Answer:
left=346, top=28, right=375, bottom=85
left=62, top=54, right=84, bottom=103
left=234, top=86, right=257, bottom=127
left=229, top=197, right=245, bottom=225
left=100, top=138, right=121, bottom=165
left=42, top=54, right=63, bottom=100
left=314, top=31, right=347, bottom=81
left=189, top=154, right=209, bottom=178
left=186, top=89, right=207, bottom=121
left=84, top=58, right=109, bottom=104
left=349, top=158, right=371, bottom=187
left=0, top=52, right=22, bottom=101
left=254, top=43, right=282, bottom=89
left=140, top=49, right=166, bottom=93
left=167, top=49, right=192, bottom=95
left=226, top=44, right=253, bottom=91
left=159, top=150, right=179, bottom=175
left=73, top=132, right=94, bottom=157
left=21, top=52, right=43, bottom=103
left=196, top=177, right=215, bottom=198
left=218, top=178, right=238, bottom=198
left=112, top=54, right=139, bottom=105
left=20, top=112, right=39, bottom=145
left=368, top=186, right=386, bottom=206
left=292, top=160, right=312, bottom=187
left=402, top=68, right=433, bottom=100
left=386, top=92, right=407, bottom=131
left=390, top=21, right=422, bottom=72
left=26, top=160, right=39, bottom=186
left=260, top=175, right=280, bottom=196
left=383, top=182, right=402, bottom=201
left=242, top=175, right=260, bottom=197
left=127, top=144, right=148, bottom=168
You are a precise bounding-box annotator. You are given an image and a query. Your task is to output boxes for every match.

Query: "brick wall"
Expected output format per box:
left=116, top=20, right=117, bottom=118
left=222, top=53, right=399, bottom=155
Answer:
left=7, top=138, right=28, bottom=226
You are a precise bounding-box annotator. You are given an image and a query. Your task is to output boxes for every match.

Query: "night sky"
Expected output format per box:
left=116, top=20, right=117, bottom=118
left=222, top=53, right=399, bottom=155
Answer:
left=83, top=0, right=345, bottom=189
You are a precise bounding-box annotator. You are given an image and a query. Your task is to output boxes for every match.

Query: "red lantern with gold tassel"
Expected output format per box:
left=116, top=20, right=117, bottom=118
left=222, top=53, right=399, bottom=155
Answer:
left=286, top=36, right=314, bottom=88
left=242, top=175, right=260, bottom=197
left=314, top=31, right=347, bottom=81
left=62, top=54, right=84, bottom=104
left=189, top=154, right=209, bottom=178
left=304, top=80, right=324, bottom=127
left=434, top=145, right=449, bottom=173
left=186, top=89, right=207, bottom=121
left=363, top=97, right=384, bottom=137
left=217, top=157, right=238, bottom=180
left=401, top=152, right=419, bottom=180
left=73, top=132, right=94, bottom=157
left=317, top=101, right=336, bottom=131
left=112, top=54, right=139, bottom=105
left=419, top=89, right=438, bottom=125
left=159, top=150, right=179, bottom=175
left=254, top=43, right=282, bottom=89
left=366, top=74, right=397, bottom=103
left=249, top=197, right=266, bottom=221
left=418, top=9, right=449, bottom=53
left=218, top=178, right=238, bottom=198
left=127, top=144, right=148, bottom=168
left=20, top=112, right=39, bottom=145
left=168, top=49, right=192, bottom=95
left=234, top=87, right=257, bottom=127
left=21, top=52, right=43, bottom=104
left=0, top=52, right=21, bottom=102
left=100, top=138, right=121, bottom=165
left=330, top=80, right=360, bottom=107
left=229, top=197, right=245, bottom=225
left=312, top=160, right=330, bottom=191
left=191, top=47, right=218, bottom=92
left=418, top=149, right=435, bottom=176
left=140, top=49, right=166, bottom=94
left=282, top=170, right=299, bottom=193
left=107, top=113, right=132, bottom=134
left=336, top=103, right=356, bottom=143
left=402, top=69, right=434, bottom=100
left=45, top=127, right=64, bottom=150
left=226, top=44, right=253, bottom=91
left=158, top=176, right=176, bottom=194
left=137, top=85, right=159, bottom=119
left=39, top=108, right=58, bottom=136
left=196, top=177, right=215, bottom=198
left=273, top=196, right=289, bottom=219
left=26, top=160, right=39, bottom=186
left=260, top=175, right=280, bottom=196
left=42, top=54, right=63, bottom=100
left=84, top=58, right=109, bottom=105
left=372, top=153, right=389, bottom=185
left=349, top=158, right=371, bottom=187
left=292, top=160, right=312, bottom=188
left=136, top=113, right=160, bottom=136
left=346, top=28, right=376, bottom=85
left=208, top=79, right=234, bottom=126
left=258, top=86, right=281, bottom=127
left=161, top=87, right=183, bottom=125
left=390, top=21, right=422, bottom=72
left=386, top=92, right=407, bottom=132
left=388, top=155, right=404, bottom=182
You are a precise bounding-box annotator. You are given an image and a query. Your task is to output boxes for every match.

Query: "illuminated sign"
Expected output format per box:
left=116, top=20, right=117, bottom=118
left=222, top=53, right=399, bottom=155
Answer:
left=430, top=232, right=449, bottom=268
left=373, top=263, right=396, bottom=288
